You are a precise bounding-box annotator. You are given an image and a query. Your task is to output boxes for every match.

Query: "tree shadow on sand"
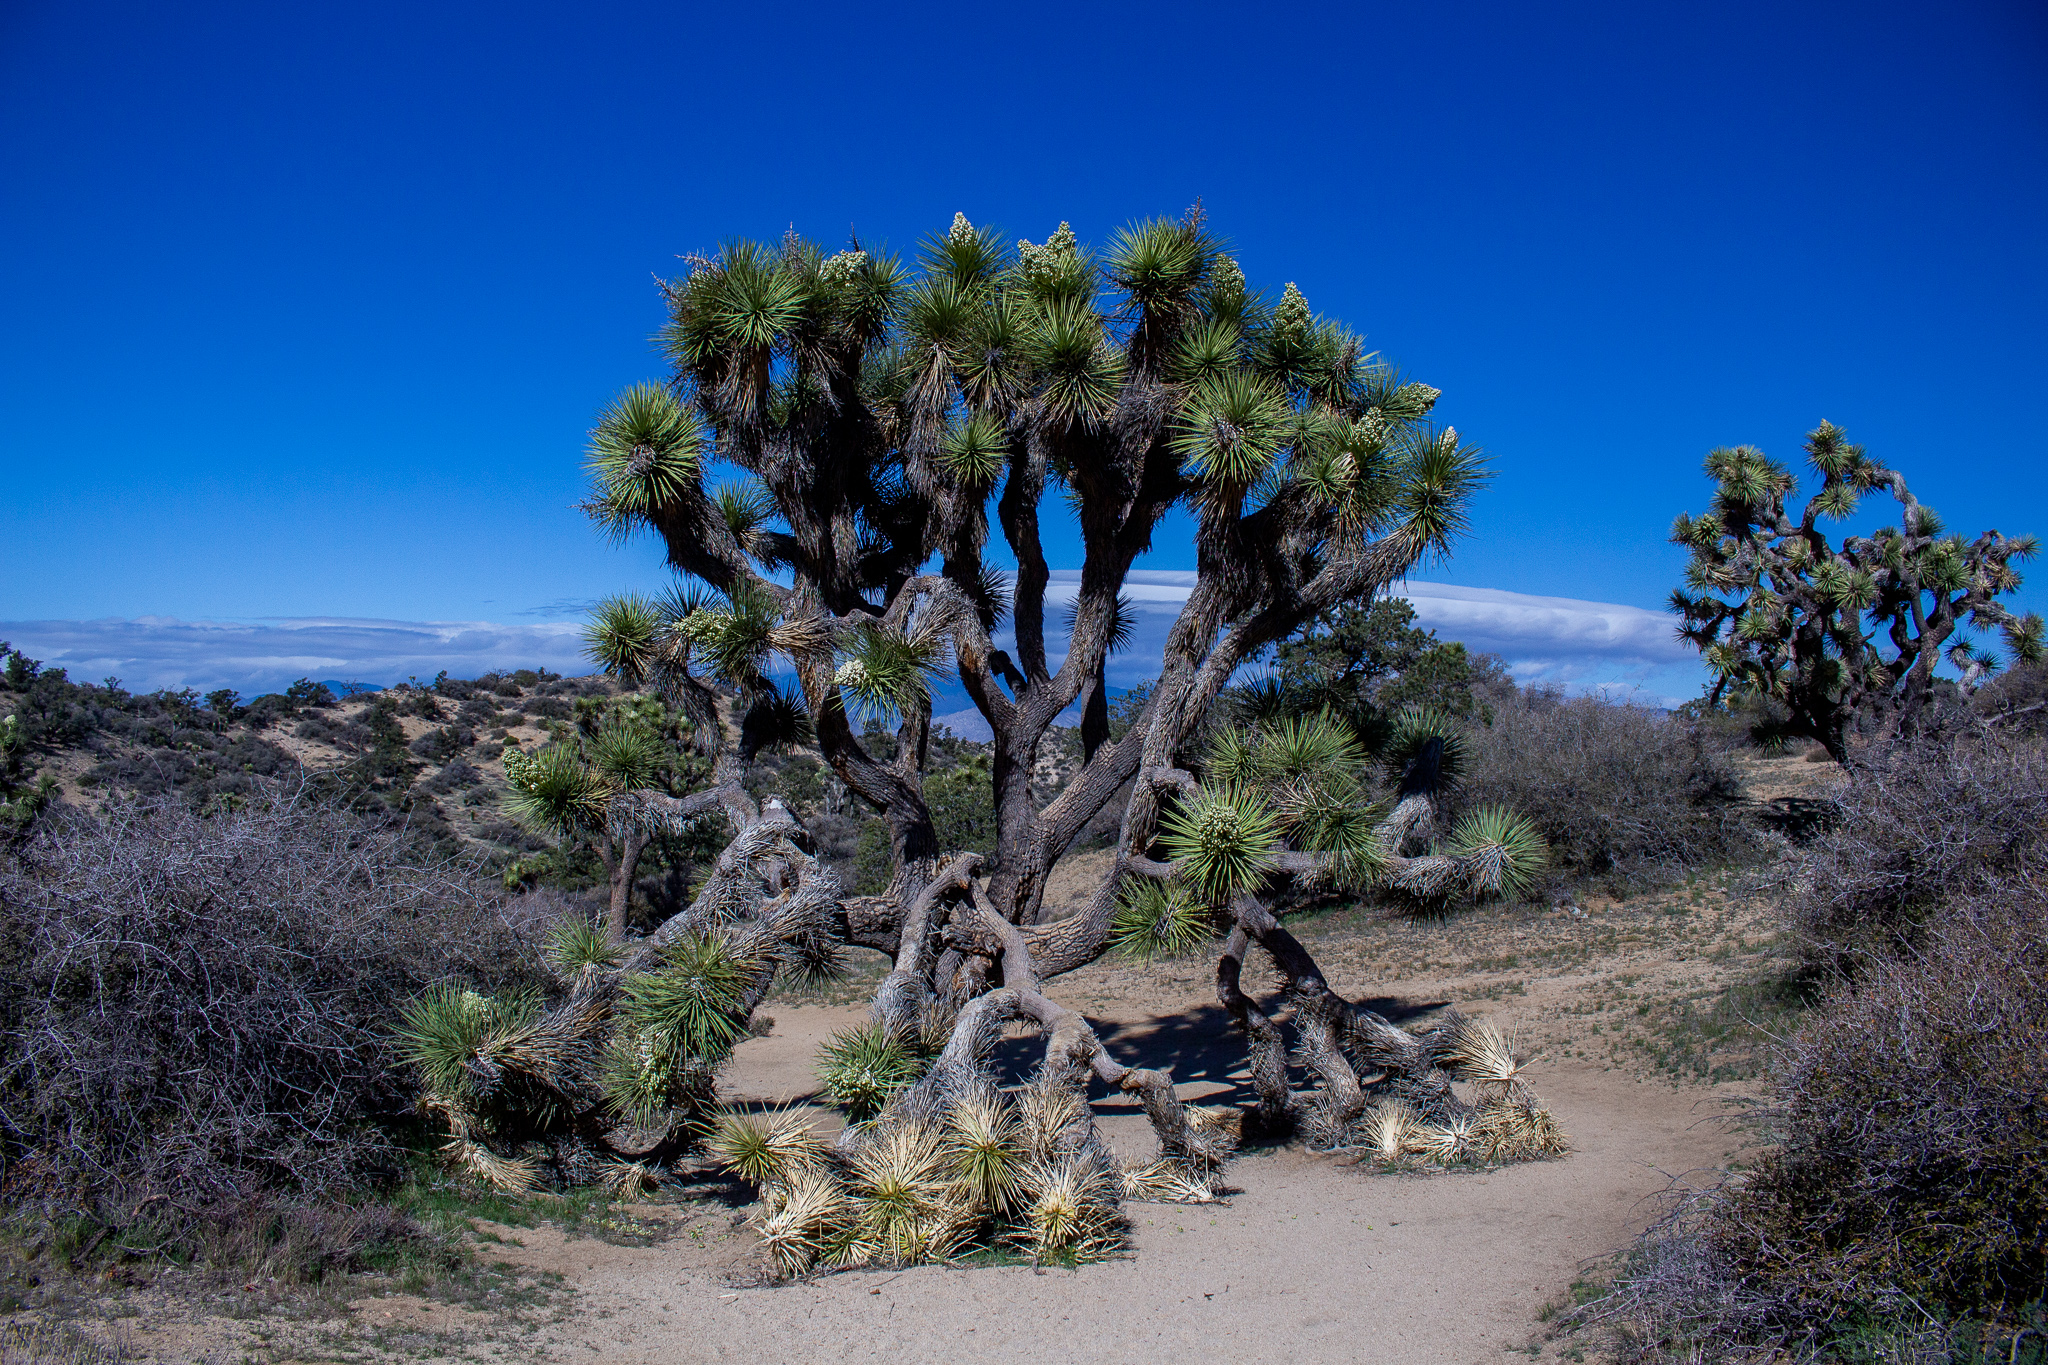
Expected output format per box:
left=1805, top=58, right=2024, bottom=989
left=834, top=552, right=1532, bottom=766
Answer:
left=973, top=992, right=1452, bottom=1123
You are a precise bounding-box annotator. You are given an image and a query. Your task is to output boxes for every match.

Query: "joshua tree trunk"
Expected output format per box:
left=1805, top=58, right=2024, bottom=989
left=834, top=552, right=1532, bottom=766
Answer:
left=604, top=827, right=649, bottom=937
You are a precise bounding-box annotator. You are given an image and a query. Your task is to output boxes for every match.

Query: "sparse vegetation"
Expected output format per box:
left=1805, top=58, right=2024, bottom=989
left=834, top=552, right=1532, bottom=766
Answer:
left=1582, top=722, right=2048, bottom=1359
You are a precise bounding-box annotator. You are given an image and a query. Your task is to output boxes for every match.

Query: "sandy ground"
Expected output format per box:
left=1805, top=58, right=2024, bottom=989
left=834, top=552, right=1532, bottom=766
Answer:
left=45, top=758, right=1828, bottom=1364
left=466, top=1005, right=1741, bottom=1365
left=58, top=876, right=1782, bottom=1364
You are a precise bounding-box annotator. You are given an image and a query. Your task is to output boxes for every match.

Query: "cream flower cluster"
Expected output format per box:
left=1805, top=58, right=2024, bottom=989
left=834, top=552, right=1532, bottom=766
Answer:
left=1208, top=254, right=1246, bottom=297
left=1015, top=222, right=1078, bottom=291
left=1395, top=382, right=1441, bottom=414
left=819, top=249, right=868, bottom=290
left=1274, top=282, right=1311, bottom=335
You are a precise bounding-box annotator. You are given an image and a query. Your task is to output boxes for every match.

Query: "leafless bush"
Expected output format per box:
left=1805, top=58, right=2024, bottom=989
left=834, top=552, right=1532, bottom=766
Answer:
left=496, top=884, right=604, bottom=938
left=1593, top=885, right=2048, bottom=1357
left=0, top=788, right=545, bottom=1219
left=1456, top=687, right=1761, bottom=885
left=1973, top=659, right=2048, bottom=737
left=1774, top=727, right=2048, bottom=974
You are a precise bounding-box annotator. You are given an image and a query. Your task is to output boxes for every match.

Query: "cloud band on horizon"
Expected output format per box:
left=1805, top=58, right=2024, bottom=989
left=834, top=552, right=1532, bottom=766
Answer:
left=2, top=577, right=1704, bottom=708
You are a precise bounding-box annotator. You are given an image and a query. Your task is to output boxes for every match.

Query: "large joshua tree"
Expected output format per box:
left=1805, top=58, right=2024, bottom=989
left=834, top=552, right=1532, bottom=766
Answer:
left=584, top=204, right=1549, bottom=1101
left=1670, top=421, right=2043, bottom=763
left=400, top=212, right=1560, bottom=1266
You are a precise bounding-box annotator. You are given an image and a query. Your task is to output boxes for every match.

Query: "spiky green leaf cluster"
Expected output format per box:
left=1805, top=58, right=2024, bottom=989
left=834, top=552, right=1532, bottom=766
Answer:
left=585, top=720, right=663, bottom=789
left=584, top=384, right=702, bottom=538
left=503, top=743, right=612, bottom=837
left=620, top=933, right=754, bottom=1064
left=1190, top=713, right=1390, bottom=893
left=582, top=593, right=664, bottom=685
left=1381, top=705, right=1468, bottom=791
left=1110, top=880, right=1215, bottom=959
left=392, top=985, right=547, bottom=1103
left=542, top=916, right=622, bottom=976
left=834, top=622, right=945, bottom=722
left=678, top=580, right=784, bottom=687
left=1445, top=806, right=1550, bottom=899
left=1158, top=783, right=1282, bottom=899
left=816, top=1022, right=930, bottom=1121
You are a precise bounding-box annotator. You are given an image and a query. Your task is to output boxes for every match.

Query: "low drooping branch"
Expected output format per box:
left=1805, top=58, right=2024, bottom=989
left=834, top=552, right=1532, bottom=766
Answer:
left=399, top=788, right=843, bottom=1193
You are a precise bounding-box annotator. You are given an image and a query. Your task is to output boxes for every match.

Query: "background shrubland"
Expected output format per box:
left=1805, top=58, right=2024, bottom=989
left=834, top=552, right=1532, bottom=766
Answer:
left=1589, top=705, right=2048, bottom=1361
left=1454, top=686, right=1762, bottom=889
left=1225, top=600, right=1765, bottom=903
left=0, top=787, right=548, bottom=1274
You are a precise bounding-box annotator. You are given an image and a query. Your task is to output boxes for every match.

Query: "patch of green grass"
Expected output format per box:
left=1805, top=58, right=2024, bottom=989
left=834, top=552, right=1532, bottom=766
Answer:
left=1625, top=973, right=1816, bottom=1083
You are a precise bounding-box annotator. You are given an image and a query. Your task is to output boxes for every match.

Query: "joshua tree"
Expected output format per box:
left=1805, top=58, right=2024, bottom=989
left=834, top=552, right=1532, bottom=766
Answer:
left=1670, top=421, right=2043, bottom=763
left=398, top=211, right=1561, bottom=1269
left=500, top=647, right=727, bottom=937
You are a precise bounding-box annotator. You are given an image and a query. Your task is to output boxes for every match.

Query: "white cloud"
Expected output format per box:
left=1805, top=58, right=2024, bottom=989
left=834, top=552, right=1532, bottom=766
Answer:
left=0, top=576, right=1704, bottom=708
left=1003, top=571, right=1701, bottom=707
left=1394, top=581, right=1690, bottom=665
left=0, top=616, right=588, bottom=694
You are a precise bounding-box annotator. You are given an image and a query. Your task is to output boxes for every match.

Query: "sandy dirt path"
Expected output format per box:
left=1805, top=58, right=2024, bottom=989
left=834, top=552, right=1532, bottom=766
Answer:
left=479, top=996, right=1741, bottom=1365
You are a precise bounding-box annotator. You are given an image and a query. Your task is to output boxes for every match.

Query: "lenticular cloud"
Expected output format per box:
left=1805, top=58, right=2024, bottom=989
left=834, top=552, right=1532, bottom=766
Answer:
left=1, top=578, right=1704, bottom=706
left=0, top=616, right=587, bottom=694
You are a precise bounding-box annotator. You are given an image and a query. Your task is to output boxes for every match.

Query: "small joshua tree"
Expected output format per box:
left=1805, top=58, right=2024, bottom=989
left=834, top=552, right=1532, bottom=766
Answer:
left=1670, top=421, right=2042, bottom=763
left=501, top=615, right=732, bottom=936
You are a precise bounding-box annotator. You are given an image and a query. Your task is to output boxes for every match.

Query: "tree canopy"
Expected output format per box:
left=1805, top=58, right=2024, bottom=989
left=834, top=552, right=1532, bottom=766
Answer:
left=582, top=207, right=1487, bottom=934
left=1670, top=420, right=2042, bottom=761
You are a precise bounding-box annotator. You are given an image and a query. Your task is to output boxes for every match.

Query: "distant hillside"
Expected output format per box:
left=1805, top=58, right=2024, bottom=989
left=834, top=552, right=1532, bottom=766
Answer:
left=0, top=641, right=1109, bottom=910
left=0, top=642, right=619, bottom=871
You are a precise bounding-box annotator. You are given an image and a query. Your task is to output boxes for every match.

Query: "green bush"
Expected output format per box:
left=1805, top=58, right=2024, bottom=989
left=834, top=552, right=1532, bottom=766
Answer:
left=925, top=751, right=996, bottom=857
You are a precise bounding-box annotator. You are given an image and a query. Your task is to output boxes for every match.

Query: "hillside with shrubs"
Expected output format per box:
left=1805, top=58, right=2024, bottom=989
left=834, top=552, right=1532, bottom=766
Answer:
left=0, top=644, right=2043, bottom=1361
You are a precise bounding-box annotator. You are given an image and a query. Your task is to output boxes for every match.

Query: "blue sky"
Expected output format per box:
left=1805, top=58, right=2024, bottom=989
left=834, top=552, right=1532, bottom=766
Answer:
left=3, top=0, right=2044, bottom=706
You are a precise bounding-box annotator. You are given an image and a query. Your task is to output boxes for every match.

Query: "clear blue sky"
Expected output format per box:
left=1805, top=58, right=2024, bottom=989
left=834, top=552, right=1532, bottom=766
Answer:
left=3, top=0, right=2044, bottom=697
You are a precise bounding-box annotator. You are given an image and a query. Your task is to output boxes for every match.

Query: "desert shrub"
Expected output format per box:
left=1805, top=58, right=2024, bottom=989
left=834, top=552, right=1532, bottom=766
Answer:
left=407, top=725, right=472, bottom=764
left=925, top=752, right=996, bottom=859
left=1589, top=725, right=2048, bottom=1359
left=851, top=817, right=892, bottom=895
left=399, top=687, right=445, bottom=721
left=1774, top=726, right=2048, bottom=974
left=456, top=696, right=502, bottom=727
left=285, top=678, right=335, bottom=707
left=1456, top=687, right=1759, bottom=884
left=1600, top=887, right=2047, bottom=1355
left=1973, top=659, right=2048, bottom=737
left=0, top=790, right=543, bottom=1219
left=240, top=692, right=300, bottom=729
left=421, top=758, right=482, bottom=794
